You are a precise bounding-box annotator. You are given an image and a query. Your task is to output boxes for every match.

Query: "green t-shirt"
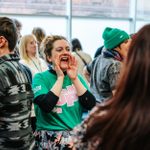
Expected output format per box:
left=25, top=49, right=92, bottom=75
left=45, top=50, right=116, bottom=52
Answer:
left=32, top=70, right=89, bottom=131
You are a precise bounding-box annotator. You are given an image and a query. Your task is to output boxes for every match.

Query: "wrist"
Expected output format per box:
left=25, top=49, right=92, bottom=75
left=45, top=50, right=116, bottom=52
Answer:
left=71, top=77, right=78, bottom=82
left=57, top=76, right=64, bottom=81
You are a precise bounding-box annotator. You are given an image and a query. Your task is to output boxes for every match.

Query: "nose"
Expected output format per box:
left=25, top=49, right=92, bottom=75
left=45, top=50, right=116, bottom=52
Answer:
left=34, top=41, right=38, bottom=47
left=128, top=39, right=132, bottom=46
left=63, top=49, right=70, bottom=54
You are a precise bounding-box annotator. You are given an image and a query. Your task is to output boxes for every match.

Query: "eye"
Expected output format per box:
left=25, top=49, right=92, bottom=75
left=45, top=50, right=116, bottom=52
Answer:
left=30, top=41, right=36, bottom=45
left=66, top=47, right=70, bottom=51
left=56, top=48, right=62, bottom=52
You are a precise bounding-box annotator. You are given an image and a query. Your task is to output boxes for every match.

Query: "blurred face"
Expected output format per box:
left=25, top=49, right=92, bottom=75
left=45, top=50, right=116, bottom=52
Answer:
left=48, top=39, right=71, bottom=71
left=116, top=38, right=132, bottom=59
left=26, top=37, right=38, bottom=57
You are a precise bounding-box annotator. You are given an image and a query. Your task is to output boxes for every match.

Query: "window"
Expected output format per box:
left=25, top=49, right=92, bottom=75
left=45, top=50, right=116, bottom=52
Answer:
left=1, top=0, right=150, bottom=20
left=72, top=0, right=130, bottom=18
left=0, top=0, right=67, bottom=15
left=137, top=0, right=150, bottom=19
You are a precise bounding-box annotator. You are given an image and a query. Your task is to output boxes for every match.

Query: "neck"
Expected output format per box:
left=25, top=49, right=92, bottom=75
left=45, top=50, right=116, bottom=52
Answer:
left=115, top=48, right=126, bottom=60
left=0, top=48, right=13, bottom=57
left=28, top=52, right=36, bottom=59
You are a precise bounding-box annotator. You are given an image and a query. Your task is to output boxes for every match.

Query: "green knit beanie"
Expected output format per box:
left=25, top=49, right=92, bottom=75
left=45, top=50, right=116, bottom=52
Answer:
left=102, top=27, right=130, bottom=50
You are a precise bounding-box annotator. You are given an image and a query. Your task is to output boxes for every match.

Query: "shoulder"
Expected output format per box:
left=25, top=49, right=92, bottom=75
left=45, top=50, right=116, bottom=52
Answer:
left=19, top=59, right=29, bottom=66
left=32, top=72, right=46, bottom=90
left=77, top=74, right=89, bottom=89
left=39, top=58, right=48, bottom=68
left=100, top=55, right=121, bottom=69
left=21, top=64, right=32, bottom=83
left=86, top=57, right=98, bottom=73
left=19, top=59, right=25, bottom=63
left=33, top=70, right=51, bottom=81
left=79, top=51, right=92, bottom=59
left=108, top=60, right=121, bottom=74
left=39, top=58, right=46, bottom=63
left=94, top=46, right=104, bottom=58
left=89, top=56, right=99, bottom=67
left=34, top=70, right=47, bottom=78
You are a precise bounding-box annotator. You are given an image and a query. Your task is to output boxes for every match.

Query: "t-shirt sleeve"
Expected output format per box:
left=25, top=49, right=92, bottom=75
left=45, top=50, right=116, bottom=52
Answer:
left=78, top=74, right=89, bottom=90
left=32, top=73, right=49, bottom=98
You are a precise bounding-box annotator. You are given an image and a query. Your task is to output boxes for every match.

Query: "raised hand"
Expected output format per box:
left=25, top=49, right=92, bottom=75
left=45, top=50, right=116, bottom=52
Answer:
left=67, top=55, right=78, bottom=81
left=53, top=54, right=64, bottom=79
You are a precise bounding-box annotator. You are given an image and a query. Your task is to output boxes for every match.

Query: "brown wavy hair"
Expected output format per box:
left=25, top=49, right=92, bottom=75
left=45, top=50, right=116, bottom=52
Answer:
left=40, top=35, right=68, bottom=64
left=84, top=24, right=150, bottom=150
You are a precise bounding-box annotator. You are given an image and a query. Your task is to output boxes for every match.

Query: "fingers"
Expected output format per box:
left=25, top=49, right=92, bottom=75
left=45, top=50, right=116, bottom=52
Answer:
left=53, top=54, right=60, bottom=66
left=69, top=54, right=78, bottom=67
left=53, top=55, right=62, bottom=73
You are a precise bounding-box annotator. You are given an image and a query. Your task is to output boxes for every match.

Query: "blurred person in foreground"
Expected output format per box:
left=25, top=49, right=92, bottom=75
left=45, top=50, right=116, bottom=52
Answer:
left=0, top=17, right=35, bottom=149
left=70, top=24, right=150, bottom=150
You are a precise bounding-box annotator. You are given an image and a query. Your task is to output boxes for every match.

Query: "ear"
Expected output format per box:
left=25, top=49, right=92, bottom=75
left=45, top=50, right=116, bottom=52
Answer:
left=47, top=55, right=52, bottom=63
left=114, top=46, right=121, bottom=53
left=0, top=36, right=6, bottom=48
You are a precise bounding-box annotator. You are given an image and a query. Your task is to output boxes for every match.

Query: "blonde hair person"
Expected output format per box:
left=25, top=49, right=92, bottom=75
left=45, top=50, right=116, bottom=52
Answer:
left=19, top=34, right=48, bottom=77
left=19, top=34, right=48, bottom=132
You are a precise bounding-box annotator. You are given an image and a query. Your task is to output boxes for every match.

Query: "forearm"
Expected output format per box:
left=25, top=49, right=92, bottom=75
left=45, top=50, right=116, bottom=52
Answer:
left=83, top=67, right=90, bottom=83
left=51, top=76, right=64, bottom=96
left=72, top=77, right=86, bottom=96
left=79, top=90, right=96, bottom=110
left=72, top=76, right=96, bottom=110
left=34, top=77, right=63, bottom=113
left=34, top=91, right=59, bottom=113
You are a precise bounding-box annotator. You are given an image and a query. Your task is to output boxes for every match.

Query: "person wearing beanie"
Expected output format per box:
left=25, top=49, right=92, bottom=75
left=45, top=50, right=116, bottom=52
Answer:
left=102, top=27, right=130, bottom=59
left=83, top=27, right=131, bottom=103
left=103, top=27, right=130, bottom=50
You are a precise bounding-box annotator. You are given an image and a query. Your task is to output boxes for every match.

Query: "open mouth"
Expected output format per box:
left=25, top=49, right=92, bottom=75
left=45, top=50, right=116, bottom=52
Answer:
left=60, top=56, right=69, bottom=62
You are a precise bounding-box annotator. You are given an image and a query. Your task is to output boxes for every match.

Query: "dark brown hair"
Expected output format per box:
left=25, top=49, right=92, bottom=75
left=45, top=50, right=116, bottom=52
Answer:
left=13, top=18, right=22, bottom=29
left=32, top=27, right=46, bottom=44
left=84, top=24, right=150, bottom=150
left=0, top=17, right=17, bottom=51
left=71, top=38, right=83, bottom=52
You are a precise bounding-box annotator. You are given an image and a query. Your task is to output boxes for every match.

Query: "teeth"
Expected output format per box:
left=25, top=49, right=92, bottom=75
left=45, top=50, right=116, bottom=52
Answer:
left=61, top=57, right=68, bottom=60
